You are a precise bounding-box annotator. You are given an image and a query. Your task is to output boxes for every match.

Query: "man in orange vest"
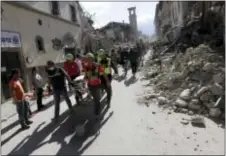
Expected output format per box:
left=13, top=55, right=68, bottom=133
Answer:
left=64, top=53, right=82, bottom=105
left=83, top=53, right=110, bottom=119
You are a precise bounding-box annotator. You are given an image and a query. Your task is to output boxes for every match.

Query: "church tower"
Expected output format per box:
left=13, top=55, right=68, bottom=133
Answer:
left=128, top=7, right=138, bottom=40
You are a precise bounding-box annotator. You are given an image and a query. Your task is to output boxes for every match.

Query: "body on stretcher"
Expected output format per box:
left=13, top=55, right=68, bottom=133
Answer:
left=72, top=75, right=88, bottom=94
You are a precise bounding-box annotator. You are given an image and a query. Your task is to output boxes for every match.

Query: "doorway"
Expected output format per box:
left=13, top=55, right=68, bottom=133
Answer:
left=1, top=51, right=22, bottom=103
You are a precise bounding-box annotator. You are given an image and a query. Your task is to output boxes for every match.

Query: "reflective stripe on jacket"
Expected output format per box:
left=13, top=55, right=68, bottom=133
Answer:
left=100, top=58, right=112, bottom=75
left=85, top=64, right=102, bottom=86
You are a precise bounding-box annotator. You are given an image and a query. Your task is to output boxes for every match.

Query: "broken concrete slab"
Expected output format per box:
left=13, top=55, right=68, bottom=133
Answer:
left=158, top=96, right=168, bottom=105
left=209, top=108, right=221, bottom=118
left=213, top=73, right=224, bottom=84
left=210, top=83, right=224, bottom=96
left=196, top=86, right=210, bottom=97
left=180, top=89, right=191, bottom=101
left=175, top=98, right=188, bottom=108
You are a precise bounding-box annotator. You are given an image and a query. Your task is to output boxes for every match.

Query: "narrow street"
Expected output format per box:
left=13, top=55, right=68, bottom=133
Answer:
left=1, top=52, right=224, bottom=155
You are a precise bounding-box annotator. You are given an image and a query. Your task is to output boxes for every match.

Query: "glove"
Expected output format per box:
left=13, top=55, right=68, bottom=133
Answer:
left=69, top=82, right=75, bottom=87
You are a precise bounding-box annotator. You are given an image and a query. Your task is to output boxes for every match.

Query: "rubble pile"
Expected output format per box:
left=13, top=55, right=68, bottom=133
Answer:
left=144, top=44, right=225, bottom=120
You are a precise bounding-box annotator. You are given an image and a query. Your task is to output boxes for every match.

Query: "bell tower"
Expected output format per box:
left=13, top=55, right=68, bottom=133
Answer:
left=128, top=7, right=138, bottom=40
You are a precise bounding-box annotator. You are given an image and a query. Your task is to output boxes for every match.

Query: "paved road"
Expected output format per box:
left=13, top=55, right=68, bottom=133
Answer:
left=1, top=53, right=224, bottom=155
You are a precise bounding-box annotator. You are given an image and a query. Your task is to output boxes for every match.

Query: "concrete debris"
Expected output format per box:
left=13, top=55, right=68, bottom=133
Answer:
left=191, top=116, right=206, bottom=128
left=203, top=62, right=214, bottom=72
left=190, top=99, right=200, bottom=105
left=210, top=83, right=224, bottom=95
left=188, top=102, right=202, bottom=111
left=199, top=91, right=213, bottom=102
left=180, top=120, right=189, bottom=125
left=145, top=42, right=225, bottom=120
left=196, top=86, right=210, bottom=97
left=214, top=96, right=224, bottom=108
left=175, top=98, right=188, bottom=108
left=188, top=110, right=195, bottom=115
left=213, top=73, right=224, bottom=84
left=179, top=89, right=191, bottom=101
left=179, top=108, right=189, bottom=113
left=145, top=93, right=160, bottom=99
left=209, top=108, right=221, bottom=118
left=157, top=96, right=168, bottom=105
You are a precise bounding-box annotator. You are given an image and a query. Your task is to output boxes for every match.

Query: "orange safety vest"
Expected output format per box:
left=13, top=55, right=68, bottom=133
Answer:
left=85, top=64, right=101, bottom=86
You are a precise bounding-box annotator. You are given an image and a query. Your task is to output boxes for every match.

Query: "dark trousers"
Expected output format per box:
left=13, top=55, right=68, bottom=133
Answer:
left=36, top=88, right=44, bottom=110
left=88, top=85, right=101, bottom=115
left=53, top=87, right=73, bottom=119
left=130, top=61, right=138, bottom=74
left=111, top=61, right=118, bottom=74
left=16, top=100, right=30, bottom=127
left=100, top=75, right=112, bottom=105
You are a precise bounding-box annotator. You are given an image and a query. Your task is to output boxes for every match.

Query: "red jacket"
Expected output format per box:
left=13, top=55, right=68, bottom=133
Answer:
left=63, top=61, right=79, bottom=77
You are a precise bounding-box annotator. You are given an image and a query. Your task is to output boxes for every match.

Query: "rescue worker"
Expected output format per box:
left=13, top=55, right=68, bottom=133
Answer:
left=63, top=53, right=83, bottom=105
left=110, top=48, right=118, bottom=75
left=83, top=53, right=109, bottom=119
left=98, top=50, right=113, bottom=107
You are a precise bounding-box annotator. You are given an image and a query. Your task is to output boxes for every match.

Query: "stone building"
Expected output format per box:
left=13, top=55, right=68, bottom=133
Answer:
left=154, top=1, right=225, bottom=44
left=1, top=1, right=91, bottom=103
left=98, top=22, right=132, bottom=43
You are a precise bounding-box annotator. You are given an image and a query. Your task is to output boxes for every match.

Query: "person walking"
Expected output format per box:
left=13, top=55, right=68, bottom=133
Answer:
left=110, top=49, right=119, bottom=75
left=9, top=69, right=33, bottom=130
left=31, top=67, right=45, bottom=111
left=63, top=53, right=83, bottom=105
left=83, top=53, right=108, bottom=119
left=129, top=46, right=139, bottom=78
left=98, top=50, right=113, bottom=108
left=46, top=60, right=74, bottom=121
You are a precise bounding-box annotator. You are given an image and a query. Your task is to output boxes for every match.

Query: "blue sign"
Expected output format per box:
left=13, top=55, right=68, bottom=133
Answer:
left=1, top=31, right=21, bottom=48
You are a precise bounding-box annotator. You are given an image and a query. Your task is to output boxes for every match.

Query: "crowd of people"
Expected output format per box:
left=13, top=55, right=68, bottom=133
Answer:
left=9, top=39, right=146, bottom=130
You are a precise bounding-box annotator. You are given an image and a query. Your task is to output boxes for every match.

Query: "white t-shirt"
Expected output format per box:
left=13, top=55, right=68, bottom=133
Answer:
left=75, top=58, right=82, bottom=73
left=32, top=73, right=44, bottom=88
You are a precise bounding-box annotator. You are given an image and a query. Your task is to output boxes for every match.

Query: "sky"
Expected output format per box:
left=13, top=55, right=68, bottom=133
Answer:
left=80, top=2, right=158, bottom=36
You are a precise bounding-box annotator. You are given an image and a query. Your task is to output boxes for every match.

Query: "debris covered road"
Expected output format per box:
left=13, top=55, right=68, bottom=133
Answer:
left=1, top=52, right=224, bottom=155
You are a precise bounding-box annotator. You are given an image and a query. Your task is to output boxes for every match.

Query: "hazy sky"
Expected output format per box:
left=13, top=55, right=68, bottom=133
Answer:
left=80, top=2, right=157, bottom=36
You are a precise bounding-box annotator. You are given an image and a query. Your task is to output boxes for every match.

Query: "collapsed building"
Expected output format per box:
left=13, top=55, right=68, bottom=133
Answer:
left=144, top=2, right=225, bottom=123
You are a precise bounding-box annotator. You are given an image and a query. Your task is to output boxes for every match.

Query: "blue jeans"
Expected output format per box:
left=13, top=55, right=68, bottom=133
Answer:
left=53, top=87, right=73, bottom=119
left=16, top=100, right=30, bottom=127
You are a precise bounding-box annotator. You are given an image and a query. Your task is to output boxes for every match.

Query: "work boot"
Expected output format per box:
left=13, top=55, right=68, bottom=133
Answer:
left=21, top=124, right=30, bottom=130
left=52, top=117, right=60, bottom=124
left=38, top=105, right=46, bottom=111
left=26, top=120, right=33, bottom=125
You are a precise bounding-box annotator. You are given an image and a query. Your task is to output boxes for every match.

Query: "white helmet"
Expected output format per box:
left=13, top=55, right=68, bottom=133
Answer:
left=85, top=53, right=94, bottom=59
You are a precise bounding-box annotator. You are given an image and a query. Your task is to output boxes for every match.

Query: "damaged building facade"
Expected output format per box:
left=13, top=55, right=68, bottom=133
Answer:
left=98, top=22, right=133, bottom=43
left=1, top=1, right=92, bottom=103
left=98, top=6, right=139, bottom=43
left=154, top=1, right=225, bottom=50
